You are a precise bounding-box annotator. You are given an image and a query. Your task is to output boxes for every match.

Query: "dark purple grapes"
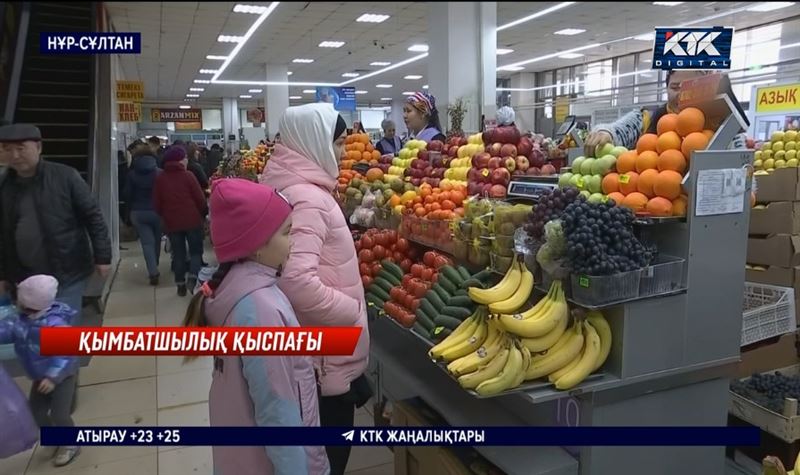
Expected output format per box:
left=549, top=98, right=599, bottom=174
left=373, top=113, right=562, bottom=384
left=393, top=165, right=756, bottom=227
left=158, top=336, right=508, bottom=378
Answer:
left=526, top=187, right=581, bottom=239
left=731, top=372, right=800, bottom=415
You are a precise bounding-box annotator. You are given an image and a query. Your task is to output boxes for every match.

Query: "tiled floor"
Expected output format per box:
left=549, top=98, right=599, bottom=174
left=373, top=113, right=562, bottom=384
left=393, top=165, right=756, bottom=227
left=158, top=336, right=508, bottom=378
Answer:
left=1, top=242, right=393, bottom=475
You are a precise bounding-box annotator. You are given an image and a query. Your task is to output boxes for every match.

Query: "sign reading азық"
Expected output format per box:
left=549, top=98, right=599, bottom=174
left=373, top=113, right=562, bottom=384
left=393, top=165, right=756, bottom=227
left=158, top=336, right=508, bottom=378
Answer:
left=116, top=81, right=144, bottom=102
left=150, top=108, right=201, bottom=123
left=651, top=27, right=733, bottom=70
left=755, top=83, right=800, bottom=114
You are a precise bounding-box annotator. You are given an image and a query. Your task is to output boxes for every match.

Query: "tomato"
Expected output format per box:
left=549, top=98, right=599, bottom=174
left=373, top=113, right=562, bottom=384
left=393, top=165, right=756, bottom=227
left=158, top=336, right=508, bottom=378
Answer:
left=423, top=251, right=437, bottom=267
left=396, top=310, right=416, bottom=328
left=433, top=255, right=452, bottom=269
left=431, top=272, right=439, bottom=283
left=361, top=275, right=373, bottom=288
left=399, top=258, right=413, bottom=273
left=387, top=230, right=398, bottom=244
left=389, top=287, right=403, bottom=302
left=401, top=274, right=413, bottom=289
left=393, top=251, right=405, bottom=263
left=375, top=232, right=389, bottom=247
left=410, top=264, right=425, bottom=278
left=355, top=240, right=362, bottom=252
left=410, top=299, right=421, bottom=312
left=395, top=288, right=409, bottom=304
left=420, top=267, right=434, bottom=282
left=359, top=263, right=370, bottom=276
left=396, top=238, right=410, bottom=252
left=361, top=235, right=374, bottom=249
left=371, top=262, right=383, bottom=277
left=403, top=293, right=416, bottom=310
left=358, top=249, right=374, bottom=263
left=373, top=245, right=387, bottom=260
left=384, top=302, right=398, bottom=318
left=410, top=279, right=428, bottom=298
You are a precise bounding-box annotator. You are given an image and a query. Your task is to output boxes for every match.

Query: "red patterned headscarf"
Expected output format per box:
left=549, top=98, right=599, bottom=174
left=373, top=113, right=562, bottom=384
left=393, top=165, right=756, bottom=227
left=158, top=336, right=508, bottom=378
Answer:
left=406, top=91, right=436, bottom=116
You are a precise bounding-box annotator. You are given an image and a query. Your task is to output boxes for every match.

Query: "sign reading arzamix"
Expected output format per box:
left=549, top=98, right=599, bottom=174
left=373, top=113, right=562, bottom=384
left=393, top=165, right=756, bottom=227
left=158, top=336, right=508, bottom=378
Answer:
left=150, top=108, right=201, bottom=122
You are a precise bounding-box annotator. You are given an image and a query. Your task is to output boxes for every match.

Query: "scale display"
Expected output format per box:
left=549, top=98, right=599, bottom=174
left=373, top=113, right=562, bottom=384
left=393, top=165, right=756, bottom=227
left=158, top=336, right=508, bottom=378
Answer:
left=507, top=177, right=558, bottom=202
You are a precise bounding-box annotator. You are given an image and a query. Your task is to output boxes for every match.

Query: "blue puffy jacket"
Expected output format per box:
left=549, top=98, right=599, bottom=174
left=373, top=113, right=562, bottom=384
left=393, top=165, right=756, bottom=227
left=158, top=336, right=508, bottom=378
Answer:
left=124, top=153, right=161, bottom=212
left=0, top=302, right=78, bottom=383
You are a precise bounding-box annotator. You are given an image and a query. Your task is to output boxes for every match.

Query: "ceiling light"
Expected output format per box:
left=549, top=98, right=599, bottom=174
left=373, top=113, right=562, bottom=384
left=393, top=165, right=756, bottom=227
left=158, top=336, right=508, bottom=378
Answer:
left=199, top=69, right=218, bottom=74
left=184, top=99, right=195, bottom=102
left=218, top=35, right=245, bottom=43
left=206, top=55, right=227, bottom=60
left=558, top=53, right=584, bottom=59
left=497, top=2, right=576, bottom=31
left=381, top=97, right=392, bottom=101
left=319, top=41, right=345, bottom=48
left=189, top=87, right=205, bottom=91
left=287, top=71, right=293, bottom=75
left=289, top=95, right=302, bottom=99
left=211, top=2, right=279, bottom=82
left=233, top=4, right=270, bottom=14
left=640, top=58, right=652, bottom=63
left=302, top=89, right=316, bottom=94
left=370, top=61, right=391, bottom=66
left=747, top=2, right=794, bottom=12
left=194, top=79, right=211, bottom=84
left=554, top=28, right=585, bottom=36
left=634, top=33, right=655, bottom=41
left=497, top=48, right=514, bottom=55
left=342, top=72, right=360, bottom=78
left=502, top=66, right=525, bottom=71
left=248, top=89, right=263, bottom=93
left=408, top=44, right=429, bottom=52
left=404, top=75, right=422, bottom=80
left=356, top=13, right=390, bottom=23
left=375, top=84, right=392, bottom=88
left=239, top=95, right=252, bottom=98
left=186, top=94, right=200, bottom=98
left=652, top=1, right=683, bottom=5
left=402, top=91, right=414, bottom=96
left=179, top=105, right=191, bottom=109
left=781, top=42, right=800, bottom=49
left=293, top=58, right=314, bottom=63
left=499, top=42, right=601, bottom=70
left=422, top=84, right=428, bottom=89
left=355, top=90, right=368, bottom=94
left=339, top=53, right=428, bottom=85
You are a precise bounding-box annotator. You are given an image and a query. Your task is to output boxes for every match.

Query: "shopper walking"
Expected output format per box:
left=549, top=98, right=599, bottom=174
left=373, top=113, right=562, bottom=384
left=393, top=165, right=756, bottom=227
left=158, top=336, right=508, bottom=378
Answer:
left=0, top=275, right=80, bottom=467
left=153, top=145, right=207, bottom=296
left=261, top=103, right=370, bottom=475
left=124, top=142, right=163, bottom=285
left=183, top=178, right=329, bottom=475
left=205, top=144, right=223, bottom=177
left=403, top=91, right=446, bottom=143
left=185, top=142, right=210, bottom=193
left=375, top=119, right=402, bottom=156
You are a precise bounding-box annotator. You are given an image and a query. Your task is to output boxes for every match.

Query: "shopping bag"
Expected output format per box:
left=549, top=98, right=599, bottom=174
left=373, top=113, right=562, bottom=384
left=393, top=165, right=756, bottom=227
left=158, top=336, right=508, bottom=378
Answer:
left=0, top=365, right=38, bottom=459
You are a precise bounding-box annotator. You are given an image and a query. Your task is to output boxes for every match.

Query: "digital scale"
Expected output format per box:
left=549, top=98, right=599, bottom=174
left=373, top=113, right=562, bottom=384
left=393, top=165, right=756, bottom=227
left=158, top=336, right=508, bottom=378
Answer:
left=506, top=175, right=559, bottom=203
left=554, top=115, right=586, bottom=164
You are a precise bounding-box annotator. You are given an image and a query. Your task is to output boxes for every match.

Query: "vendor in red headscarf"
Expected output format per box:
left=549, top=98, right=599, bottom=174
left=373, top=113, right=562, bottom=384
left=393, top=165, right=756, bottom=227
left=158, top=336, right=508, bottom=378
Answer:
left=403, top=91, right=446, bottom=143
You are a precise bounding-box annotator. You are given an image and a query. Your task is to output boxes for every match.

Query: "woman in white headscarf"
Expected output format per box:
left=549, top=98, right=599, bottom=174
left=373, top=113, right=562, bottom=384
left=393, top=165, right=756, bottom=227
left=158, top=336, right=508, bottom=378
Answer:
left=260, top=103, right=370, bottom=475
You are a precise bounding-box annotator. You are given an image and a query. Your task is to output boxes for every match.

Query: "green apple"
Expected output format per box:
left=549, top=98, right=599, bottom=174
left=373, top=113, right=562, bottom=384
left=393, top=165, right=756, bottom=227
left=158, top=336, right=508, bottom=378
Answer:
left=586, top=175, right=603, bottom=194
left=610, top=146, right=628, bottom=158
left=580, top=158, right=596, bottom=176
left=579, top=190, right=591, bottom=199
left=558, top=172, right=574, bottom=188
left=776, top=159, right=787, bottom=168
left=595, top=143, right=615, bottom=158
left=762, top=142, right=772, bottom=152
left=773, top=141, right=785, bottom=152
left=788, top=158, right=799, bottom=167
left=588, top=193, right=605, bottom=204
left=593, top=155, right=617, bottom=176
left=763, top=158, right=775, bottom=169
left=571, top=156, right=586, bottom=172
left=754, top=159, right=763, bottom=169
left=775, top=150, right=786, bottom=161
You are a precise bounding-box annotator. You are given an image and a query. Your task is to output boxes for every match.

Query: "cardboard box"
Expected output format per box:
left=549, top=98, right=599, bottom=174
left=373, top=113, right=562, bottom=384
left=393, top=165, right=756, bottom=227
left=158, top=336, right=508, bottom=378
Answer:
left=746, top=266, right=800, bottom=291
left=755, top=168, right=800, bottom=203
left=747, top=234, right=800, bottom=267
left=750, top=202, right=800, bottom=235
left=736, top=332, right=800, bottom=378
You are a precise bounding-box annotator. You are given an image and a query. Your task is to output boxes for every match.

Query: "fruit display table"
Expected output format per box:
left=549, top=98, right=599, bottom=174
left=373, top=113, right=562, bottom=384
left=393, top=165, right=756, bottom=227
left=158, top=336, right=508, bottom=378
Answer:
left=365, top=103, right=754, bottom=474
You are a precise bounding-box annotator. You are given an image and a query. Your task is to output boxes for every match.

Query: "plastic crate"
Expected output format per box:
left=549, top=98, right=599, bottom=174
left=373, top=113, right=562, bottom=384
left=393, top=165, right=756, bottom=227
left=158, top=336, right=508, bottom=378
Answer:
left=742, top=282, right=796, bottom=347
left=639, top=255, right=685, bottom=298
left=570, top=269, right=641, bottom=307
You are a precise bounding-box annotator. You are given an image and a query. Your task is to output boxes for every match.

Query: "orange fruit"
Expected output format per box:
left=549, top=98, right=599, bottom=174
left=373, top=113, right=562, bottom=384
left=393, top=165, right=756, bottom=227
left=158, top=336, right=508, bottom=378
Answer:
left=365, top=168, right=384, bottom=182
left=602, top=173, right=620, bottom=194
left=618, top=171, right=639, bottom=195
left=646, top=197, right=673, bottom=217
left=621, top=192, right=649, bottom=212
left=441, top=199, right=456, bottom=210
left=636, top=134, right=659, bottom=154
left=657, top=149, right=687, bottom=174
left=617, top=151, right=638, bottom=174
left=372, top=150, right=381, bottom=160
left=702, top=129, right=715, bottom=140
left=415, top=206, right=426, bottom=217
left=637, top=169, right=659, bottom=198
left=676, top=107, right=705, bottom=137
left=607, top=192, right=626, bottom=205
left=366, top=143, right=374, bottom=153
left=635, top=151, right=659, bottom=173
left=441, top=182, right=454, bottom=192
left=354, top=142, right=365, bottom=152
left=656, top=131, right=682, bottom=154
left=672, top=195, right=688, bottom=217
left=430, top=202, right=441, bottom=212
left=657, top=113, right=679, bottom=135
left=681, top=132, right=710, bottom=159
left=450, top=190, right=465, bottom=206
left=362, top=151, right=373, bottom=161
left=653, top=170, right=683, bottom=200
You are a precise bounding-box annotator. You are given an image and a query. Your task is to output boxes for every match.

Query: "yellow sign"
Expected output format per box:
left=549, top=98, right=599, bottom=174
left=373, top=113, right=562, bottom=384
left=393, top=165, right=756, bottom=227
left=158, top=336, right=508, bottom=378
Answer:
left=117, top=102, right=141, bottom=122
left=555, top=96, right=570, bottom=123
left=116, top=81, right=144, bottom=102
left=755, top=83, right=800, bottom=113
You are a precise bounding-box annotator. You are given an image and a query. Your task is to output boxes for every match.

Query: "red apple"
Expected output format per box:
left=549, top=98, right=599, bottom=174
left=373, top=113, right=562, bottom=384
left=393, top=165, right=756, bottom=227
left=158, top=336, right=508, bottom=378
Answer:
left=487, top=157, right=503, bottom=170
left=491, top=167, right=511, bottom=186
left=431, top=153, right=444, bottom=168
left=472, top=152, right=491, bottom=169
left=495, top=126, right=521, bottom=145
left=418, top=150, right=429, bottom=161
left=410, top=177, right=422, bottom=187
left=468, top=167, right=481, bottom=182
left=428, top=140, right=444, bottom=152
left=541, top=164, right=556, bottom=176
left=447, top=145, right=459, bottom=158
left=423, top=166, right=433, bottom=177
left=489, top=184, right=508, bottom=199
left=478, top=168, right=492, bottom=184
left=482, top=129, right=493, bottom=145
left=512, top=169, right=525, bottom=177
left=468, top=181, right=482, bottom=196
left=515, top=155, right=530, bottom=172
left=457, top=137, right=468, bottom=146
left=517, top=137, right=533, bottom=158
left=527, top=167, right=542, bottom=176
left=530, top=149, right=546, bottom=168
left=500, top=143, right=518, bottom=158
left=487, top=142, right=503, bottom=156
left=504, top=157, right=516, bottom=172
left=481, top=183, right=494, bottom=196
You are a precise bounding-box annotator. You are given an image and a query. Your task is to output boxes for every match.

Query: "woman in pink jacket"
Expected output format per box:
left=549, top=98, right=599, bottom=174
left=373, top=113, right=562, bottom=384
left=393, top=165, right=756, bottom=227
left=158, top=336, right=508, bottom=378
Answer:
left=261, top=103, right=370, bottom=475
left=183, top=178, right=329, bottom=475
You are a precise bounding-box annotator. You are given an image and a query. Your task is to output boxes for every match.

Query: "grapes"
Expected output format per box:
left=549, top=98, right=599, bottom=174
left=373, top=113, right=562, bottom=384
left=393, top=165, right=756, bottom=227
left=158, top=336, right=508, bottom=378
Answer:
left=731, top=372, right=800, bottom=414
left=526, top=187, right=581, bottom=239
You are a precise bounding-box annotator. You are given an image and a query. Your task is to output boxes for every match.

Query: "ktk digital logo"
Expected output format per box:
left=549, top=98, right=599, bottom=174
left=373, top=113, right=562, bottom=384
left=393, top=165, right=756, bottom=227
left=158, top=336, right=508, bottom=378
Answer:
left=651, top=27, right=733, bottom=70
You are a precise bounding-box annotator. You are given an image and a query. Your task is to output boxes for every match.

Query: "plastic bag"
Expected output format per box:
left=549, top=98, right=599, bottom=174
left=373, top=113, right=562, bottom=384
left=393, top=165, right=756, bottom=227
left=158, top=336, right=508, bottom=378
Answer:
left=0, top=365, right=38, bottom=458
left=497, top=106, right=516, bottom=126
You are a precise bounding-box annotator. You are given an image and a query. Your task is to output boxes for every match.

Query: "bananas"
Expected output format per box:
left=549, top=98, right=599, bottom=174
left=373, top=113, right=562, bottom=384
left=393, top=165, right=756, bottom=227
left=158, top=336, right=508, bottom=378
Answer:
left=475, top=341, right=526, bottom=397
left=586, top=311, right=611, bottom=372
left=524, top=321, right=584, bottom=380
left=446, top=319, right=506, bottom=376
left=496, top=280, right=568, bottom=338
left=429, top=314, right=479, bottom=360
left=438, top=314, right=489, bottom=362
left=553, top=321, right=601, bottom=390
left=488, top=264, right=535, bottom=314
left=457, top=346, right=510, bottom=389
left=469, top=258, right=523, bottom=305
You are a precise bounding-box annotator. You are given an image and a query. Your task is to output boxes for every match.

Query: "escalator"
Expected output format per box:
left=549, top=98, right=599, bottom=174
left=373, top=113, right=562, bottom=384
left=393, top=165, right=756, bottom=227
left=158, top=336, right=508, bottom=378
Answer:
left=12, top=1, right=94, bottom=180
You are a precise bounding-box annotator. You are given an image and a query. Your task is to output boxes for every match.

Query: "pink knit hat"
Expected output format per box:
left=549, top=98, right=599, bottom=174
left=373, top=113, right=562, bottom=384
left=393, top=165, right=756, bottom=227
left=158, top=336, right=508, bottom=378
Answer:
left=210, top=178, right=293, bottom=263
left=17, top=275, right=58, bottom=311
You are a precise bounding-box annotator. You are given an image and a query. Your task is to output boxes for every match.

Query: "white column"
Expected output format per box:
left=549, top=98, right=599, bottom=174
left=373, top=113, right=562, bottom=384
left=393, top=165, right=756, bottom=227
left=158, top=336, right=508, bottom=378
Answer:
left=391, top=99, right=406, bottom=139
left=510, top=72, right=536, bottom=133
left=222, top=98, right=240, bottom=153
left=265, top=64, right=289, bottom=139
left=429, top=2, right=496, bottom=134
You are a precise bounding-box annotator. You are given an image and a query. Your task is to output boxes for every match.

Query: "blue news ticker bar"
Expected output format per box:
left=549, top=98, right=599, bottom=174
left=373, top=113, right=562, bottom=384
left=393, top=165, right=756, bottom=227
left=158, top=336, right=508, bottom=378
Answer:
left=39, top=32, right=142, bottom=55
left=41, top=426, right=760, bottom=447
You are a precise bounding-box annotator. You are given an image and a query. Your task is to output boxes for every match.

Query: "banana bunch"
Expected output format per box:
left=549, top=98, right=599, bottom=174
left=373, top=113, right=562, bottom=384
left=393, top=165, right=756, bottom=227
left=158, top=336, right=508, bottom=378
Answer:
left=428, top=307, right=489, bottom=362
left=446, top=319, right=508, bottom=376
left=524, top=311, right=612, bottom=390
left=496, top=280, right=569, bottom=339
left=469, top=258, right=534, bottom=313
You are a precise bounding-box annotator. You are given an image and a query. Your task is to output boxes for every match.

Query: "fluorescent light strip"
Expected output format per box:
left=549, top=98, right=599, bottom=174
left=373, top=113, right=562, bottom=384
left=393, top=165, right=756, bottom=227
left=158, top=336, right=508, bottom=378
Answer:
left=652, top=1, right=684, bottom=5
left=179, top=105, right=191, bottom=109
left=402, top=92, right=414, bottom=96
left=302, top=89, right=316, bottom=94
left=239, top=95, right=252, bottom=98
left=292, top=58, right=314, bottom=63
left=554, top=28, right=585, bottom=36
left=319, top=41, right=345, bottom=48
left=499, top=42, right=603, bottom=70
left=408, top=44, right=428, bottom=52
left=194, top=80, right=211, bottom=84
left=206, top=55, right=227, bottom=60
left=342, top=72, right=360, bottom=78
left=218, top=35, right=245, bottom=43
left=370, top=61, right=391, bottom=66
left=558, top=53, right=584, bottom=59
left=497, top=69, right=656, bottom=92
left=211, top=2, right=279, bottom=82
left=199, top=69, right=218, bottom=74
left=422, top=84, right=428, bottom=89
left=186, top=94, right=200, bottom=97
left=189, top=87, right=205, bottom=91
left=289, top=95, right=302, bottom=99
left=233, top=4, right=270, bottom=14
left=747, top=2, right=795, bottom=12
left=249, top=89, right=263, bottom=93
left=497, top=48, right=514, bottom=55
left=287, top=71, right=293, bottom=75
left=404, top=75, right=422, bottom=80
left=355, top=90, right=368, bottom=94
left=375, top=84, right=392, bottom=88
left=497, top=2, right=576, bottom=32
left=380, top=97, right=392, bottom=100
left=340, top=53, right=428, bottom=85
left=356, top=13, right=390, bottom=23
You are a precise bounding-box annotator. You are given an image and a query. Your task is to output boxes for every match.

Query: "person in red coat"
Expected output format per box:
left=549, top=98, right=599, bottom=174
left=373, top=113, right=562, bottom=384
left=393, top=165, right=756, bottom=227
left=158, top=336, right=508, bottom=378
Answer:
left=153, top=146, right=207, bottom=296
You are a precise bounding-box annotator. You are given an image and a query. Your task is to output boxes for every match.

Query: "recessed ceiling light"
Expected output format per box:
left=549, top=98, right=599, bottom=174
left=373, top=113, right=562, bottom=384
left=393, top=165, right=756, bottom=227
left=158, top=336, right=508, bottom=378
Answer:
left=355, top=90, right=368, bottom=94
left=497, top=48, right=514, bottom=55
left=356, top=13, right=390, bottom=23
left=408, top=44, right=429, bottom=52
left=503, top=66, right=525, bottom=71
left=194, top=79, right=211, bottom=84
left=402, top=91, right=414, bottom=96
left=239, top=95, right=252, bottom=98
left=206, top=55, right=227, bottom=60
left=370, top=61, right=391, bottom=66
left=199, top=69, right=218, bottom=74
left=287, top=71, right=293, bottom=75
left=422, top=84, right=428, bottom=89
left=189, top=87, right=205, bottom=91
left=293, top=58, right=314, bottom=63
left=558, top=53, right=584, bottom=59
left=211, top=2, right=279, bottom=82
left=497, top=2, right=576, bottom=31
left=179, top=105, right=191, bottom=109
left=375, top=84, right=392, bottom=88
left=249, top=89, right=262, bottom=93
left=302, top=89, right=316, bottom=94
left=634, top=33, right=655, bottom=41
left=318, top=41, right=345, bottom=48
left=233, top=4, right=270, bottom=14
left=342, top=72, right=360, bottom=78
left=554, top=28, right=585, bottom=36
left=184, top=98, right=195, bottom=102
left=747, top=2, right=794, bottom=11
left=652, top=1, right=683, bottom=5
left=218, top=35, right=245, bottom=43
left=186, top=94, right=200, bottom=98
left=404, top=75, right=423, bottom=80
left=289, top=95, right=302, bottom=100
left=380, top=97, right=392, bottom=101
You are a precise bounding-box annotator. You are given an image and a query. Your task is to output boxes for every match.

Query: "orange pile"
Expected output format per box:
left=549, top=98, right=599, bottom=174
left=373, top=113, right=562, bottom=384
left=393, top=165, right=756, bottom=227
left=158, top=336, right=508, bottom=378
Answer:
left=405, top=182, right=467, bottom=221
left=337, top=169, right=362, bottom=194
left=344, top=134, right=380, bottom=163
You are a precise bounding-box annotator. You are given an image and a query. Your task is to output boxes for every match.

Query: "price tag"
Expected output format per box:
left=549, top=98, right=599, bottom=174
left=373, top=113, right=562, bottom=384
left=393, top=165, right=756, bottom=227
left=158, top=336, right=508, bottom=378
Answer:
left=433, top=326, right=444, bottom=335
left=404, top=176, right=412, bottom=182
left=579, top=276, right=590, bottom=288
left=576, top=176, right=585, bottom=189
left=482, top=169, right=490, bottom=177
left=619, top=174, right=630, bottom=184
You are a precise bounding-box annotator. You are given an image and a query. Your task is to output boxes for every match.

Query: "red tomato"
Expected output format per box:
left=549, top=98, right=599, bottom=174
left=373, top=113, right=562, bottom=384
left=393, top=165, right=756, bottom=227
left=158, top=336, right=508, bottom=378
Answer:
left=361, top=275, right=373, bottom=288
left=411, top=280, right=428, bottom=298
left=402, top=274, right=413, bottom=288
left=399, top=258, right=413, bottom=273
left=410, top=299, right=421, bottom=312
left=375, top=232, right=389, bottom=247
left=389, top=286, right=403, bottom=302
left=423, top=251, right=436, bottom=267
left=433, top=255, right=451, bottom=269
left=360, top=236, right=374, bottom=249
left=396, top=238, right=410, bottom=252
left=396, top=310, right=416, bottom=328
left=389, top=243, right=397, bottom=252
left=393, top=251, right=405, bottom=263
left=420, top=267, right=434, bottom=282
left=358, top=249, right=374, bottom=263
left=431, top=272, right=439, bottom=283
left=387, top=230, right=398, bottom=244
left=403, top=293, right=416, bottom=310
left=384, top=302, right=398, bottom=318
left=372, top=245, right=387, bottom=260
left=395, top=288, right=409, bottom=304
left=410, top=264, right=425, bottom=278
left=371, top=262, right=383, bottom=277
left=359, top=263, right=370, bottom=276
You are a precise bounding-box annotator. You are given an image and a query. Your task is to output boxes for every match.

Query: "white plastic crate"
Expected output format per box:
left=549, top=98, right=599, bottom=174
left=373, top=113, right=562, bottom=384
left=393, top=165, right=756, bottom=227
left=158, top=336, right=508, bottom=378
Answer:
left=742, top=282, right=796, bottom=347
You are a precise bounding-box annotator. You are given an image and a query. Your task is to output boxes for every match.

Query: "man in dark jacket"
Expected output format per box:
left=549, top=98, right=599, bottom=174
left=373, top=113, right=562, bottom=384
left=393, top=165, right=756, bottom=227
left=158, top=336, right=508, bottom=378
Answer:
left=204, top=143, right=223, bottom=177
left=0, top=124, right=112, bottom=323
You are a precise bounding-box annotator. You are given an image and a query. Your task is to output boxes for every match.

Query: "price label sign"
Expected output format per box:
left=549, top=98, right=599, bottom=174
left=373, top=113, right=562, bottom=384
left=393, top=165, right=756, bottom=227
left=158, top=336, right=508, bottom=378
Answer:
left=619, top=175, right=630, bottom=184
left=678, top=74, right=722, bottom=110
left=579, top=276, right=590, bottom=288
left=482, top=169, right=490, bottom=177
left=755, top=83, right=800, bottom=113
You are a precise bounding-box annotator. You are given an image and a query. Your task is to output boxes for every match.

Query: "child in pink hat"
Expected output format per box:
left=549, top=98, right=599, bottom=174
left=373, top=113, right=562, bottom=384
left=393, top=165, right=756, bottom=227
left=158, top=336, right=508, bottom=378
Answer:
left=183, top=178, right=329, bottom=475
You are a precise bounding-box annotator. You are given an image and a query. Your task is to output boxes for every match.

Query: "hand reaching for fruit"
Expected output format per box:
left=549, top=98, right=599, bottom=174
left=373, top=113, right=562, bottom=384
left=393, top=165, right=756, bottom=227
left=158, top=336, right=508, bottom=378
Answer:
left=583, top=130, right=613, bottom=158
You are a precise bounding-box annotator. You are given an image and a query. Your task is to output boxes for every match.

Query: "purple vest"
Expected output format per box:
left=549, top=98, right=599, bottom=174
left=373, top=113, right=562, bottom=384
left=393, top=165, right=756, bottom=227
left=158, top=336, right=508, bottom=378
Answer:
left=415, top=126, right=441, bottom=143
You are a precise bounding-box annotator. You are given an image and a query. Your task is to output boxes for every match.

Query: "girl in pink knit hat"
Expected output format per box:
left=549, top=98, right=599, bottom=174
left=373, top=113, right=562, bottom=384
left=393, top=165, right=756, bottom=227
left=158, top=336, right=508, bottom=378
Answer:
left=183, top=178, right=329, bottom=475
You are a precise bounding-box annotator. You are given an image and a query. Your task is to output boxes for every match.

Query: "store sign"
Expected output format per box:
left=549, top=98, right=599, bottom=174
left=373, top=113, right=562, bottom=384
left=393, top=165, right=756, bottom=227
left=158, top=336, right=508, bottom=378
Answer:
left=555, top=96, right=570, bottom=123
left=316, top=87, right=356, bottom=111
left=651, top=27, right=733, bottom=70
left=117, top=102, right=141, bottom=122
left=116, top=80, right=144, bottom=102
left=150, top=108, right=201, bottom=122
left=755, top=83, right=800, bottom=113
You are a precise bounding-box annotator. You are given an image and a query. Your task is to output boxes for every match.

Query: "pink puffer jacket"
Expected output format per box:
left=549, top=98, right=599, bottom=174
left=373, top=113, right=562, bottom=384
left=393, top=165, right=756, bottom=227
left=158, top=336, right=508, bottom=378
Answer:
left=261, top=145, right=369, bottom=397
